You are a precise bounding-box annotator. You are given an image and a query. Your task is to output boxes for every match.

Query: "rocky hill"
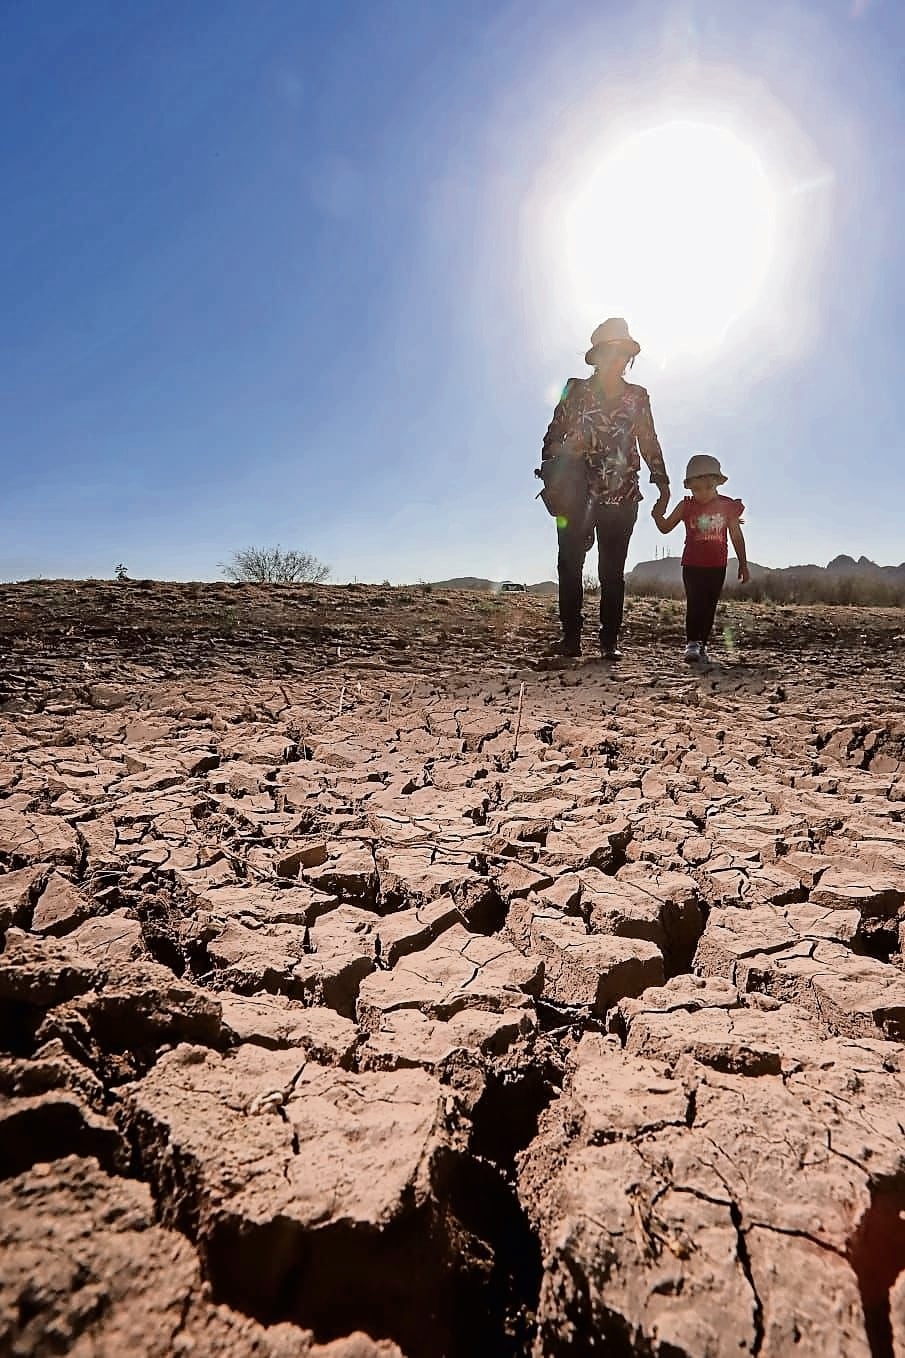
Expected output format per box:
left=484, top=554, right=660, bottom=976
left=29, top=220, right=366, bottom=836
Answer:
left=431, top=554, right=905, bottom=600
left=429, top=576, right=558, bottom=594
left=629, top=552, right=905, bottom=587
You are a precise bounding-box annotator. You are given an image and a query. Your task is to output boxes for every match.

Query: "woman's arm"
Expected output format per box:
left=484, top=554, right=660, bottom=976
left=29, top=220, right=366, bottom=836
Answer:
left=635, top=389, right=670, bottom=493
left=541, top=379, right=581, bottom=461
left=729, top=519, right=750, bottom=582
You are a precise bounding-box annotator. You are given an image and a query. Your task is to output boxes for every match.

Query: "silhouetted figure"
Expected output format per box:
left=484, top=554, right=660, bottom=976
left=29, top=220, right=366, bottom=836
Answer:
left=538, top=319, right=669, bottom=659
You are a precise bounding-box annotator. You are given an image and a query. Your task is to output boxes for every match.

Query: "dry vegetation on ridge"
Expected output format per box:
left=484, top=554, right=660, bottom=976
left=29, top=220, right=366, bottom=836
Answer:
left=1, top=580, right=905, bottom=1358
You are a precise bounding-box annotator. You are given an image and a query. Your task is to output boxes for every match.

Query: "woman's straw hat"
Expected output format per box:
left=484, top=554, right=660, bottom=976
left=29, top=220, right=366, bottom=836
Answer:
left=585, top=318, right=641, bottom=366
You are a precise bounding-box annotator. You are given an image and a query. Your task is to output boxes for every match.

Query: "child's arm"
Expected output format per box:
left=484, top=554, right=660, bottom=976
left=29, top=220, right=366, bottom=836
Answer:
left=652, top=489, right=685, bottom=534
left=729, top=518, right=750, bottom=583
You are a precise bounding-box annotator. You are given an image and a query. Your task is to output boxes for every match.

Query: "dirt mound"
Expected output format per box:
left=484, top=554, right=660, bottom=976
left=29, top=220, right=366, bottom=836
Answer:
left=1, top=582, right=904, bottom=1356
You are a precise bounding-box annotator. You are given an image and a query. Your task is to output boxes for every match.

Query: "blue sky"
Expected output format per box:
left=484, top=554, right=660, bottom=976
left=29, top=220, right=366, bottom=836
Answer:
left=2, top=0, right=903, bottom=583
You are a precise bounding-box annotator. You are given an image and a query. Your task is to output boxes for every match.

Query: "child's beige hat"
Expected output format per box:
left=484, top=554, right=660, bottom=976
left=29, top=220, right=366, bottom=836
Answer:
left=684, top=454, right=727, bottom=487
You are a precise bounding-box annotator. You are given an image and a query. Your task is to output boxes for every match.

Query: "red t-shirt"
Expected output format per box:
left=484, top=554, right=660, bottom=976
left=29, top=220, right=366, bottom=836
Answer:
left=682, top=495, right=745, bottom=567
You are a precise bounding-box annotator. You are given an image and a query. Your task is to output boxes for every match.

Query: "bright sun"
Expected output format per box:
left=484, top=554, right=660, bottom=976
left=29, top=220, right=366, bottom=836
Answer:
left=562, top=122, right=778, bottom=363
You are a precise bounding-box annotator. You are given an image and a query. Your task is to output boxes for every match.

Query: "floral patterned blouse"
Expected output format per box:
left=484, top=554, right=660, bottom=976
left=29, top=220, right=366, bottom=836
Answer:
left=541, top=377, right=669, bottom=506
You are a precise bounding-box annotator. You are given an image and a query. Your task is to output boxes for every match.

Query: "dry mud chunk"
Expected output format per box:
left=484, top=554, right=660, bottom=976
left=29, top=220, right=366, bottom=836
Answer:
left=614, top=972, right=743, bottom=1024
left=198, top=881, right=339, bottom=926
left=88, top=681, right=132, bottom=708
left=744, top=859, right=811, bottom=904
left=747, top=1227, right=874, bottom=1358
left=219, top=730, right=299, bottom=765
left=0, top=1043, right=106, bottom=1108
left=219, top=992, right=358, bottom=1062
left=29, top=870, right=94, bottom=936
left=507, top=902, right=663, bottom=1014
left=456, top=713, right=508, bottom=751
left=125, top=1045, right=465, bottom=1355
left=291, top=907, right=377, bottom=1015
left=0, top=811, right=80, bottom=866
left=704, top=813, right=790, bottom=860
left=403, top=781, right=495, bottom=824
left=310, top=737, right=378, bottom=767
left=618, top=982, right=823, bottom=1076
left=494, top=792, right=573, bottom=832
left=207, top=916, right=374, bottom=1016
left=710, top=934, right=905, bottom=1042
left=357, top=1006, right=533, bottom=1078
left=357, top=923, right=542, bottom=1028
left=114, top=764, right=186, bottom=794
left=808, top=948, right=905, bottom=1041
left=64, top=908, right=146, bottom=963
left=38, top=963, right=225, bottom=1054
left=367, top=898, right=462, bottom=965
left=0, top=1153, right=393, bottom=1358
left=519, top=1035, right=901, bottom=1357
left=0, top=1050, right=122, bottom=1178
left=614, top=865, right=703, bottom=910
left=810, top=861, right=905, bottom=916
left=207, top=920, right=308, bottom=990
left=375, top=844, right=494, bottom=917
left=304, top=842, right=378, bottom=903
left=0, top=863, right=50, bottom=934
left=581, top=864, right=705, bottom=973
left=773, top=850, right=835, bottom=890
left=0, top=1090, right=121, bottom=1181
left=512, top=868, right=578, bottom=910
left=274, top=838, right=330, bottom=874
left=783, top=900, right=864, bottom=943
left=0, top=929, right=97, bottom=1011
left=540, top=817, right=632, bottom=871
left=519, top=1040, right=754, bottom=1357
left=693, top=903, right=860, bottom=979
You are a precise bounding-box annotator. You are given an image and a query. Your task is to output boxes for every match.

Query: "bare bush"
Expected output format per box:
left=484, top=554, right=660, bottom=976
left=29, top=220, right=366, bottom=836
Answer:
left=627, top=577, right=683, bottom=601
left=734, top=572, right=905, bottom=607
left=582, top=572, right=601, bottom=594
left=220, top=546, right=330, bottom=585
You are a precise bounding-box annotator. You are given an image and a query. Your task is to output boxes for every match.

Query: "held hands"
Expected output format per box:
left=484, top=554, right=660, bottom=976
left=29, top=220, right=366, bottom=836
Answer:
left=652, top=484, right=670, bottom=519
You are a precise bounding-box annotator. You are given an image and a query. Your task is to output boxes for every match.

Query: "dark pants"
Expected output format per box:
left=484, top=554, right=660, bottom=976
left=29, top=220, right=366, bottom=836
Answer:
left=558, top=501, right=638, bottom=646
left=683, top=565, right=726, bottom=645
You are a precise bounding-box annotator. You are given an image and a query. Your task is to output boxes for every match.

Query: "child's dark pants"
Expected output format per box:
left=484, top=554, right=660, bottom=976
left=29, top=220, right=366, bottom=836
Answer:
left=682, top=565, right=726, bottom=645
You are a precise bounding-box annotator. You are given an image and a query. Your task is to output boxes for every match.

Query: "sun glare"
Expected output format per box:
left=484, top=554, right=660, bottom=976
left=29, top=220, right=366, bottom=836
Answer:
left=562, top=122, right=778, bottom=363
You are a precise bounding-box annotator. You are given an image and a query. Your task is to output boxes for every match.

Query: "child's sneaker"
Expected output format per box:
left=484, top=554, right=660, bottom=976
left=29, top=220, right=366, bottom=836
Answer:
left=684, top=641, right=701, bottom=663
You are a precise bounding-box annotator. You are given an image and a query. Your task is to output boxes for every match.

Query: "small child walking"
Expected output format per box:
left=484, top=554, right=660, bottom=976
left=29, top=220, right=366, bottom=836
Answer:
left=652, top=454, right=749, bottom=663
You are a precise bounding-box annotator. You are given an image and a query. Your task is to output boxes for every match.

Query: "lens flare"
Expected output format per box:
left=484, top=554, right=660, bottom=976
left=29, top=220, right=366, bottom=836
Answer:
left=562, top=122, right=778, bottom=363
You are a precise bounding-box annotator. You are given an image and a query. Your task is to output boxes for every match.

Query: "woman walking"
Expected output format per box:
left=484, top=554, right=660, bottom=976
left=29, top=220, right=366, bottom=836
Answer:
left=539, top=319, right=670, bottom=659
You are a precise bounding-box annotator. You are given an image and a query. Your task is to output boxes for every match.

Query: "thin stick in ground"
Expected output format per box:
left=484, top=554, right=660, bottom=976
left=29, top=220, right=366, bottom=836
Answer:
left=513, top=681, right=525, bottom=754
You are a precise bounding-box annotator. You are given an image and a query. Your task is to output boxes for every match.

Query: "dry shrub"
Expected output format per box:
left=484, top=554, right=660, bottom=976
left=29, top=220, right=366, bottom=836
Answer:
left=628, top=573, right=905, bottom=607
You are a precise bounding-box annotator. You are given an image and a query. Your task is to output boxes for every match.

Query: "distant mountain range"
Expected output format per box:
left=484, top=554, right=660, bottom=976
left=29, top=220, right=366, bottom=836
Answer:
left=627, top=554, right=905, bottom=586
left=428, top=555, right=905, bottom=594
left=429, top=577, right=558, bottom=594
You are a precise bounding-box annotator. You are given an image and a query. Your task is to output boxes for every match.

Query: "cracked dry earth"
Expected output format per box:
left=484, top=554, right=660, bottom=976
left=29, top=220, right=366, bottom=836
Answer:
left=1, top=582, right=905, bottom=1358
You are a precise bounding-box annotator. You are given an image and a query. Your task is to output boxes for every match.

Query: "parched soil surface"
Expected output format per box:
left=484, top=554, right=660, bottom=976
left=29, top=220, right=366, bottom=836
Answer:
left=1, top=580, right=905, bottom=1358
